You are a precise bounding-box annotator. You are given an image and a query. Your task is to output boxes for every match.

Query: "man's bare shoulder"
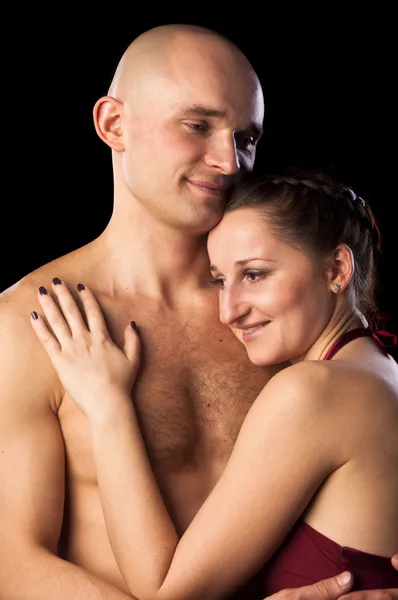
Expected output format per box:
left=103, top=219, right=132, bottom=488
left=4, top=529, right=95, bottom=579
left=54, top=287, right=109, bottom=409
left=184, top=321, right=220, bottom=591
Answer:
left=0, top=241, right=100, bottom=311
left=0, top=250, right=93, bottom=412
left=2, top=251, right=77, bottom=314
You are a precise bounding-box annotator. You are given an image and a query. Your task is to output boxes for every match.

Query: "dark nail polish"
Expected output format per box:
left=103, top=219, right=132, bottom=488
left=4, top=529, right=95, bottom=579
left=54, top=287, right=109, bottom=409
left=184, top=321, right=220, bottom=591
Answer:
left=39, top=286, right=48, bottom=295
left=31, top=311, right=38, bottom=320
left=77, top=283, right=85, bottom=291
left=131, top=321, right=137, bottom=330
left=53, top=277, right=62, bottom=285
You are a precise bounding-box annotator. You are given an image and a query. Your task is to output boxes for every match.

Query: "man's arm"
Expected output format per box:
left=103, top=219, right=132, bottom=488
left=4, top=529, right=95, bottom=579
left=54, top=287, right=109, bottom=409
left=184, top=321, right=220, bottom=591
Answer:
left=0, top=297, right=132, bottom=599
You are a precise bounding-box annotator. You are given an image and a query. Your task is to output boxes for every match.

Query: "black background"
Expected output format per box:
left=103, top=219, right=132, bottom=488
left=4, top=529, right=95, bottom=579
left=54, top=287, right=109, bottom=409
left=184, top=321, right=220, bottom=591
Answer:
left=2, top=12, right=397, bottom=356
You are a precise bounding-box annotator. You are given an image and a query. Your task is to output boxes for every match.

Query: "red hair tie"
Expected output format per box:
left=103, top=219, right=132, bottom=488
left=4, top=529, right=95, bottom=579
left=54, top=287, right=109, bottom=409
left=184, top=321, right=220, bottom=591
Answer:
left=371, top=315, right=398, bottom=350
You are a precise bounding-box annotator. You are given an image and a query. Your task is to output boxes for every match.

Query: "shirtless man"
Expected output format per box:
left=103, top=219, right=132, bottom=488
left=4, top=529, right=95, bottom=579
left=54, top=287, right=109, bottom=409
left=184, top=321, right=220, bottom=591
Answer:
left=0, top=24, right=396, bottom=599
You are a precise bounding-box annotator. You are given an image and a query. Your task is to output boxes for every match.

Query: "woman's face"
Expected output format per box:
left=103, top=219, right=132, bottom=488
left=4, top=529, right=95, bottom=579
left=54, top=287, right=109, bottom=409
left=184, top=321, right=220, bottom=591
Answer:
left=207, top=207, right=335, bottom=365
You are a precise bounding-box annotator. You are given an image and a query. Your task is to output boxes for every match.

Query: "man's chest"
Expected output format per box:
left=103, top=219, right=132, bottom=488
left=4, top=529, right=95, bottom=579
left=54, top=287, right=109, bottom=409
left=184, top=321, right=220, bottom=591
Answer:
left=58, top=301, right=271, bottom=480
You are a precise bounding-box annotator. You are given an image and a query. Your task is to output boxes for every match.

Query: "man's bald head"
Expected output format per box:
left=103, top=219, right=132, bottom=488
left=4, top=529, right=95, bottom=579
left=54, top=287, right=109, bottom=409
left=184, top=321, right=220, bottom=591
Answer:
left=108, top=24, right=260, bottom=103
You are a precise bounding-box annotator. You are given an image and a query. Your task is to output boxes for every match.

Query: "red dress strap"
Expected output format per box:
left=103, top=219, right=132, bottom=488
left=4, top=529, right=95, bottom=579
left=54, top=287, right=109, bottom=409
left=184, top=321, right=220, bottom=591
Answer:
left=323, top=324, right=398, bottom=361
left=323, top=327, right=372, bottom=361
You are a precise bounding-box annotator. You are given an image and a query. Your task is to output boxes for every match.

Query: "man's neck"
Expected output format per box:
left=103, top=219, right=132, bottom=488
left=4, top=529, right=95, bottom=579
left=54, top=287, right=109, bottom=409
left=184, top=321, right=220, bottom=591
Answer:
left=88, top=215, right=213, bottom=302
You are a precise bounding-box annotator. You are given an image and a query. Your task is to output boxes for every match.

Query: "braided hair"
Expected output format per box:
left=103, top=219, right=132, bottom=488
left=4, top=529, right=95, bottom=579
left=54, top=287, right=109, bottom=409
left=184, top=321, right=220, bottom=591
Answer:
left=225, top=168, right=381, bottom=326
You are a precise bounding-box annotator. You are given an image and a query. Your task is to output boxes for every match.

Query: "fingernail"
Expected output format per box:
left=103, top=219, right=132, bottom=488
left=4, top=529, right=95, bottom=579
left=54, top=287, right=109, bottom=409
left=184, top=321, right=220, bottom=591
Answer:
left=337, top=572, right=352, bottom=587
left=52, top=277, right=62, bottom=285
left=77, top=283, right=85, bottom=291
left=31, top=311, right=38, bottom=320
left=39, top=286, right=48, bottom=295
left=131, top=321, right=137, bottom=330
left=392, top=555, right=398, bottom=568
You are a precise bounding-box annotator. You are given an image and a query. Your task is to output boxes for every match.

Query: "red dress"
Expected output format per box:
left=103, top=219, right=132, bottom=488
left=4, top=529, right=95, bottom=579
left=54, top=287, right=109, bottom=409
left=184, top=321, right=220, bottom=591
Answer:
left=262, top=519, right=398, bottom=594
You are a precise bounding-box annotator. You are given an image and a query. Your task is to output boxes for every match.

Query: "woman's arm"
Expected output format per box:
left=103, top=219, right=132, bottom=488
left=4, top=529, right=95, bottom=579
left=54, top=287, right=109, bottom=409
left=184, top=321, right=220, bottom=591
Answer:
left=31, top=281, right=344, bottom=600
left=93, top=368, right=338, bottom=600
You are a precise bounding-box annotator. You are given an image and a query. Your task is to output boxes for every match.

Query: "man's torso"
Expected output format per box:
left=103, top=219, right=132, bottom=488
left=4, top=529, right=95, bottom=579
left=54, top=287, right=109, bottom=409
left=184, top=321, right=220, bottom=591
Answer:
left=39, top=256, right=275, bottom=592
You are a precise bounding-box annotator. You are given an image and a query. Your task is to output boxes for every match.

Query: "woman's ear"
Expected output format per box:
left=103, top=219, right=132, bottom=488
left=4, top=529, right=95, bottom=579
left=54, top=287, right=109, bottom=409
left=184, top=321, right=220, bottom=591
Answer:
left=93, top=96, right=125, bottom=152
left=327, top=243, right=355, bottom=294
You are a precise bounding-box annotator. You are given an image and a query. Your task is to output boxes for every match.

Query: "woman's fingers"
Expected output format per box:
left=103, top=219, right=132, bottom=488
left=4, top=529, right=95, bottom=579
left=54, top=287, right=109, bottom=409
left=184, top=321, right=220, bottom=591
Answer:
left=35, top=283, right=74, bottom=345
left=32, top=280, right=140, bottom=380
left=35, top=278, right=110, bottom=344
left=74, top=283, right=110, bottom=339
left=30, top=310, right=61, bottom=359
left=49, top=278, right=88, bottom=336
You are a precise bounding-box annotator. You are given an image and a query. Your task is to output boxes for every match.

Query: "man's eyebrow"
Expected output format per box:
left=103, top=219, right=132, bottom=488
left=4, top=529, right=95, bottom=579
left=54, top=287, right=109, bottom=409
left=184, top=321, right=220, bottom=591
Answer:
left=175, top=104, right=263, bottom=138
left=175, top=104, right=226, bottom=119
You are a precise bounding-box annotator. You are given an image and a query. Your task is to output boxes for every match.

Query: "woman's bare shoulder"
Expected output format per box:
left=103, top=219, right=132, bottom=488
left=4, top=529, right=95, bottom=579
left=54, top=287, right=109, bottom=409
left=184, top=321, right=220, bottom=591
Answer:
left=258, top=354, right=398, bottom=415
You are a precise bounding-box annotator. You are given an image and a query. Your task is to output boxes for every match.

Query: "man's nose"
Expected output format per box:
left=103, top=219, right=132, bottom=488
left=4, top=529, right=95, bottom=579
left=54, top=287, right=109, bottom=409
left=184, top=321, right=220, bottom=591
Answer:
left=205, top=133, right=240, bottom=175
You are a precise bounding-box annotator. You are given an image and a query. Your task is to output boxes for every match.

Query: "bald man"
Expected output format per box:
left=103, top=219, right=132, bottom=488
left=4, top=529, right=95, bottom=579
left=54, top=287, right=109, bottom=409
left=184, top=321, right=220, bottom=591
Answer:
left=0, top=25, right=396, bottom=600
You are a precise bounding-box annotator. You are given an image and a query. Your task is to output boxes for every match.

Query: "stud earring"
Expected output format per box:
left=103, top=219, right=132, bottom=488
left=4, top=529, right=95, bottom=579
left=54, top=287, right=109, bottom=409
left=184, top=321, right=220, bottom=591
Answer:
left=333, top=283, right=341, bottom=293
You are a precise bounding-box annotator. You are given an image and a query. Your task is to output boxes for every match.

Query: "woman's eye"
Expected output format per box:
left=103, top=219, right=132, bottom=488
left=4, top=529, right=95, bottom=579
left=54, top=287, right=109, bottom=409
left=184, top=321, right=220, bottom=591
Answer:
left=245, top=271, right=265, bottom=282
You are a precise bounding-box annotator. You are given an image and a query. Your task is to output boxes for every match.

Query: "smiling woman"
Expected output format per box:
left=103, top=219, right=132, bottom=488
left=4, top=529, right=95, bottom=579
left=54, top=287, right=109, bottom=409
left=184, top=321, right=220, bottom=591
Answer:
left=208, top=168, right=384, bottom=365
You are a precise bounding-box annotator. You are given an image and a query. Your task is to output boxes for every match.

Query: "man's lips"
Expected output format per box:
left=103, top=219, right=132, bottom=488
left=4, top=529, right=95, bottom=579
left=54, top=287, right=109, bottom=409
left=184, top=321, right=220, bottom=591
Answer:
left=188, top=179, right=229, bottom=193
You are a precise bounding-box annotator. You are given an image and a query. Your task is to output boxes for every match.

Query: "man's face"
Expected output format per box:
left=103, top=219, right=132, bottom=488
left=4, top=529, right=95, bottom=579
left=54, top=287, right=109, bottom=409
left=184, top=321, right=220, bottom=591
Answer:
left=120, top=40, right=264, bottom=234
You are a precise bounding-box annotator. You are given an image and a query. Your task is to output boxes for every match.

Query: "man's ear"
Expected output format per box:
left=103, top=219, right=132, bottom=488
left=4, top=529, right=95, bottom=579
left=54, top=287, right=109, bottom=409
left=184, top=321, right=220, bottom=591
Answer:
left=93, top=96, right=125, bottom=152
left=326, top=243, right=355, bottom=294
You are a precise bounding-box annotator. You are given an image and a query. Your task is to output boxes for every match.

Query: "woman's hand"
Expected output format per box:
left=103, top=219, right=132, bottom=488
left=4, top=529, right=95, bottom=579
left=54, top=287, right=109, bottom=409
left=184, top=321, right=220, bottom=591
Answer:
left=30, top=278, right=140, bottom=421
